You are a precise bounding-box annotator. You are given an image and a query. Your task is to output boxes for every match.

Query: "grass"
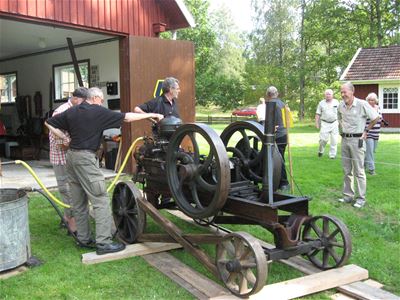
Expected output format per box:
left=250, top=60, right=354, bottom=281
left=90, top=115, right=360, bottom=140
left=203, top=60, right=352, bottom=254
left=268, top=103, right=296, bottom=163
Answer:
left=1, top=122, right=399, bottom=299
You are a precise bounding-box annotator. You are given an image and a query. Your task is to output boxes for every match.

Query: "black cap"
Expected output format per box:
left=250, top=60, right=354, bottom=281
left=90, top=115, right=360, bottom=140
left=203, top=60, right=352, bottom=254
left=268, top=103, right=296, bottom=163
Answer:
left=72, top=87, right=88, bottom=99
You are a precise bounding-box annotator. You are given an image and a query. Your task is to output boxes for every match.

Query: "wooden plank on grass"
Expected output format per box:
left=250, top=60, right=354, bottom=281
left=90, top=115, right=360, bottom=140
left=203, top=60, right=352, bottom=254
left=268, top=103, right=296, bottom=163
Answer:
left=0, top=266, right=28, bottom=280
left=250, top=264, right=367, bottom=300
left=211, top=264, right=368, bottom=300
left=81, top=242, right=182, bottom=265
left=363, top=279, right=384, bottom=289
left=338, top=281, right=400, bottom=300
left=143, top=252, right=234, bottom=299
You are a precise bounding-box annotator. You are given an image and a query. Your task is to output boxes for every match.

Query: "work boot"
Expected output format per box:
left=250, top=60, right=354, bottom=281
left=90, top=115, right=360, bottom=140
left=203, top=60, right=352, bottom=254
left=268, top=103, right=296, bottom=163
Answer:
left=77, top=238, right=96, bottom=249
left=96, top=242, right=126, bottom=255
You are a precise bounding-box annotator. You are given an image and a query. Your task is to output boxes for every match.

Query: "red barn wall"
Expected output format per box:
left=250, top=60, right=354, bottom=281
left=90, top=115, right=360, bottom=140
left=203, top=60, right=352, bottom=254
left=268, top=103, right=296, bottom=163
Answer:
left=382, top=113, right=400, bottom=127
left=354, top=84, right=378, bottom=100
left=0, top=0, right=170, bottom=37
left=354, top=84, right=399, bottom=127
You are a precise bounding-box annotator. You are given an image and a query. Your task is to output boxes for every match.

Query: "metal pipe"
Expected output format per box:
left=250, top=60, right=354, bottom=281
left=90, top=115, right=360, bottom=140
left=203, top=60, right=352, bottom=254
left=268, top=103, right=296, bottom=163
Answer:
left=262, top=102, right=276, bottom=204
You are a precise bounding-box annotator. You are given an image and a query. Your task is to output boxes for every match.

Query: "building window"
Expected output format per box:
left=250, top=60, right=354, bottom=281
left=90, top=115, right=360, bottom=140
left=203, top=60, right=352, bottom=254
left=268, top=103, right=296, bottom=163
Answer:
left=0, top=72, right=17, bottom=104
left=53, top=60, right=90, bottom=102
left=383, top=87, right=398, bottom=110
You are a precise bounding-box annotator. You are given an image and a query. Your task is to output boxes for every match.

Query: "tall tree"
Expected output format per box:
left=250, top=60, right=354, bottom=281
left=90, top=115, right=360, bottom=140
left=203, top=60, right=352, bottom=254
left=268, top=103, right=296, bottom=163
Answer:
left=247, top=0, right=299, bottom=108
left=162, top=0, right=218, bottom=106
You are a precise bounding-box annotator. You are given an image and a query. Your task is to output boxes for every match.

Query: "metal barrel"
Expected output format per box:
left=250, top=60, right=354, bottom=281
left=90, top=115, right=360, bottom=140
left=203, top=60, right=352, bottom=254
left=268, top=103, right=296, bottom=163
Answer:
left=0, top=189, right=31, bottom=272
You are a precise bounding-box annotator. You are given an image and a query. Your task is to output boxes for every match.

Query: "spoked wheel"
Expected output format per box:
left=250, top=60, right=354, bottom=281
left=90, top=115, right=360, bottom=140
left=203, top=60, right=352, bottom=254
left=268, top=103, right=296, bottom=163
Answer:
left=216, top=232, right=267, bottom=297
left=112, top=182, right=146, bottom=244
left=302, top=215, right=352, bottom=270
left=220, top=121, right=281, bottom=190
left=166, top=123, right=230, bottom=219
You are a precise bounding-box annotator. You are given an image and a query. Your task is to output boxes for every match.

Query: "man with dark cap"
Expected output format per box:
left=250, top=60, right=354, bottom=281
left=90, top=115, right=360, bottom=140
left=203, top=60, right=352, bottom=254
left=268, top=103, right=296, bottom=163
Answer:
left=49, top=87, right=88, bottom=235
left=46, top=87, right=163, bottom=255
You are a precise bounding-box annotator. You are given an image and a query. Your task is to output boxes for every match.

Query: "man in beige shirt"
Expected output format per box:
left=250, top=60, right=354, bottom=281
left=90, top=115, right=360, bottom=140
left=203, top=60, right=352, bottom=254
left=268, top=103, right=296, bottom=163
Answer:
left=315, top=89, right=339, bottom=158
left=337, top=82, right=379, bottom=208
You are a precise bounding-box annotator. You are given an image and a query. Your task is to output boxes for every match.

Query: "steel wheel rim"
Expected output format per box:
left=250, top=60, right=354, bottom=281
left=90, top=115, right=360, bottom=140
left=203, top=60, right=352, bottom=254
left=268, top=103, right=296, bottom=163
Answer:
left=112, top=182, right=146, bottom=244
left=166, top=123, right=230, bottom=219
left=216, top=232, right=267, bottom=297
left=220, top=121, right=281, bottom=189
left=302, top=215, right=352, bottom=270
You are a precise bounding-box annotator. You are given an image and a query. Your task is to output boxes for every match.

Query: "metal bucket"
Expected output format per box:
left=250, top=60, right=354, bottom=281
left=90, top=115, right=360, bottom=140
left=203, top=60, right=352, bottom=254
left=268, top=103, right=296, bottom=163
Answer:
left=0, top=189, right=31, bottom=272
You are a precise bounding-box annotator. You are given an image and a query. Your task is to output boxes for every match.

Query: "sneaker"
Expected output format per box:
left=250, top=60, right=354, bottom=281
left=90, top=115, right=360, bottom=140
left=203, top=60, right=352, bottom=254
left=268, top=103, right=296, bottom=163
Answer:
left=368, top=170, right=376, bottom=175
left=96, top=242, right=126, bottom=255
left=353, top=199, right=366, bottom=208
left=329, top=156, right=336, bottom=159
left=318, top=152, right=323, bottom=157
left=338, top=198, right=352, bottom=203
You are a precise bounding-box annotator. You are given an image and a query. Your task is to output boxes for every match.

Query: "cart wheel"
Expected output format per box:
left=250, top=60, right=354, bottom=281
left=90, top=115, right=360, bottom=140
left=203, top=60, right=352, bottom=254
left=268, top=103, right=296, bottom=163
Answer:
left=112, top=182, right=146, bottom=244
left=302, top=215, right=352, bottom=270
left=216, top=232, right=267, bottom=297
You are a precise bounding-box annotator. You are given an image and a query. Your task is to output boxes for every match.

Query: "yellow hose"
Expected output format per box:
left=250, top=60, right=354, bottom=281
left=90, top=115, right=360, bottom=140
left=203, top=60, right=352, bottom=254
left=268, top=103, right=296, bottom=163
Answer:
left=107, top=137, right=144, bottom=193
left=15, top=160, right=71, bottom=208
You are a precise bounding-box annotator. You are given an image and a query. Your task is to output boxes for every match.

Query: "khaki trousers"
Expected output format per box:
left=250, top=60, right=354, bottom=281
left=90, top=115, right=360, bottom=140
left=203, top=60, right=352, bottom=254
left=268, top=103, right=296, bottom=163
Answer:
left=53, top=164, right=73, bottom=217
left=319, top=121, right=338, bottom=158
left=66, top=150, right=112, bottom=245
left=341, top=137, right=367, bottom=201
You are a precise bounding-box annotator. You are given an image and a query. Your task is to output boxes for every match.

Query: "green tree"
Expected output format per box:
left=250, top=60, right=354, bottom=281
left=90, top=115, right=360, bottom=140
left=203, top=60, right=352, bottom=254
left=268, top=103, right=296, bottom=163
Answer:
left=247, top=0, right=299, bottom=109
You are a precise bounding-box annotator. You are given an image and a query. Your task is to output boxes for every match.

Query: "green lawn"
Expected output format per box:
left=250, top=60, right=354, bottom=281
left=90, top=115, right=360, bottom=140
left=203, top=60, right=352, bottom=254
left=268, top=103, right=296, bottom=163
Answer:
left=1, top=123, right=399, bottom=299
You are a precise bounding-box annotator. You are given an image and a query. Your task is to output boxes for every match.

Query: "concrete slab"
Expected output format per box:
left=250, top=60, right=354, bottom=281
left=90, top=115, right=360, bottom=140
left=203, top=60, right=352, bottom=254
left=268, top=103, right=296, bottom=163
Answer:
left=0, top=159, right=118, bottom=189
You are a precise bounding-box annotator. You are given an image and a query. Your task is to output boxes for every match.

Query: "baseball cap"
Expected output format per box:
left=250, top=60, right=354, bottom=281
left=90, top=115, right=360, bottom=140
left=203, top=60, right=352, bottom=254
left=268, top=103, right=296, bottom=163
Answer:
left=72, top=87, right=88, bottom=99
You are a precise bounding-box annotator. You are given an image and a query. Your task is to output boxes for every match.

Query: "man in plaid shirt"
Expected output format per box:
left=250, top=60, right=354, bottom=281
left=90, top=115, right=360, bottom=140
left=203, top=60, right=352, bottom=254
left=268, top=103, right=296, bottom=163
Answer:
left=49, top=87, right=88, bottom=234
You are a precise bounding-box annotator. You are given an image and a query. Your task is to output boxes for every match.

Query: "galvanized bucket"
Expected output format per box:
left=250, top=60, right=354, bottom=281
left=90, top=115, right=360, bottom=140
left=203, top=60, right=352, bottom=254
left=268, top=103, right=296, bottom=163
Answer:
left=0, top=188, right=31, bottom=272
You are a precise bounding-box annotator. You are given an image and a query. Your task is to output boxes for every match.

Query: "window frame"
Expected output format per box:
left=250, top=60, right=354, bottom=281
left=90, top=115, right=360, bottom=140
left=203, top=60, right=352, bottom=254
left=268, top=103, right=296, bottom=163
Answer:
left=379, top=84, right=400, bottom=113
left=0, top=71, right=18, bottom=106
left=52, top=59, right=90, bottom=103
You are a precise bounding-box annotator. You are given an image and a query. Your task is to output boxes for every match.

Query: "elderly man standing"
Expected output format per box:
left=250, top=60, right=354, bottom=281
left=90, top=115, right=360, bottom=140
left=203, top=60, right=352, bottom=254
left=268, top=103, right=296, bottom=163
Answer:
left=265, top=86, right=289, bottom=191
left=49, top=87, right=88, bottom=235
left=46, top=87, right=163, bottom=254
left=315, top=89, right=339, bottom=159
left=338, top=82, right=379, bottom=208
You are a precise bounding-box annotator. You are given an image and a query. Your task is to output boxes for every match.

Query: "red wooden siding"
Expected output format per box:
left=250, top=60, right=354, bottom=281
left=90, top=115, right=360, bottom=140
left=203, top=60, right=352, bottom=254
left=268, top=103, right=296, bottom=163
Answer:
left=382, top=113, right=400, bottom=128
left=354, top=84, right=378, bottom=100
left=355, top=84, right=399, bottom=127
left=0, top=0, right=185, bottom=37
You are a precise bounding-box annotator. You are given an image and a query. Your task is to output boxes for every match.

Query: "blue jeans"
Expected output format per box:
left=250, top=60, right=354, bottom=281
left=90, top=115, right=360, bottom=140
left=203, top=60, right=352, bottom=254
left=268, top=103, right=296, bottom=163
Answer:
left=364, top=138, right=378, bottom=172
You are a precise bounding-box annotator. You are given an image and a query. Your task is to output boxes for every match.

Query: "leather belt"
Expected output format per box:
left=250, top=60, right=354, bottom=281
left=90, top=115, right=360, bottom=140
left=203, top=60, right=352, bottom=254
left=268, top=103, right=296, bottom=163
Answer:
left=341, top=133, right=362, bottom=138
left=69, top=148, right=97, bottom=154
left=321, top=119, right=337, bottom=123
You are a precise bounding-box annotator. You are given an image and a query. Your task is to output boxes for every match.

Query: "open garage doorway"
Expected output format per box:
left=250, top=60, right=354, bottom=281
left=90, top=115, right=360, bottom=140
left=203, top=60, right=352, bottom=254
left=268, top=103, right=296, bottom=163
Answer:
left=0, top=18, right=122, bottom=187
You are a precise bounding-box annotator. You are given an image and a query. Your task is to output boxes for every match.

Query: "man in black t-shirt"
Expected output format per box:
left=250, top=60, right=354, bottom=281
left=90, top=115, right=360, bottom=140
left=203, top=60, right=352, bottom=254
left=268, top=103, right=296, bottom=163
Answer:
left=134, top=77, right=181, bottom=118
left=46, top=87, right=163, bottom=255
